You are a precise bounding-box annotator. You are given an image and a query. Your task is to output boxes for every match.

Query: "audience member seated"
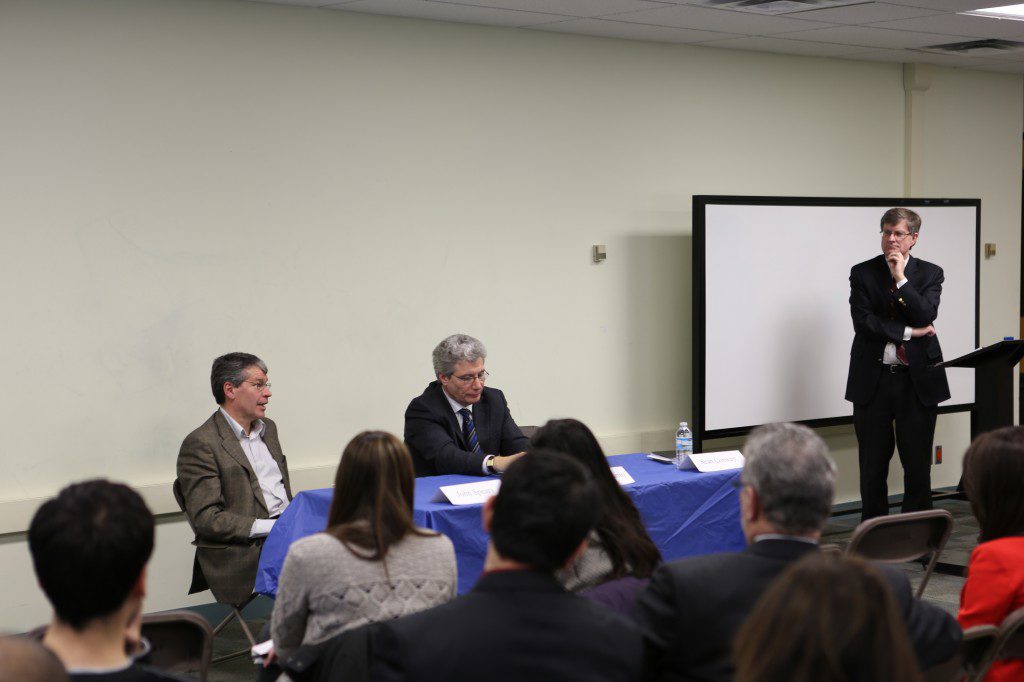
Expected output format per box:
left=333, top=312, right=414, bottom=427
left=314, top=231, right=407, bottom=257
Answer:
left=404, top=334, right=529, bottom=476
left=0, top=636, right=69, bottom=682
left=532, top=418, right=661, bottom=591
left=371, top=450, right=646, bottom=682
left=270, top=432, right=456, bottom=660
left=28, top=480, right=192, bottom=681
left=958, top=426, right=1024, bottom=682
left=733, top=554, right=922, bottom=682
left=632, top=422, right=960, bottom=682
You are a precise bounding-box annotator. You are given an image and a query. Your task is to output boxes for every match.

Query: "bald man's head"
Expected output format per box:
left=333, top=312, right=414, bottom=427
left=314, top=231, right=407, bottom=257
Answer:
left=0, top=636, right=68, bottom=682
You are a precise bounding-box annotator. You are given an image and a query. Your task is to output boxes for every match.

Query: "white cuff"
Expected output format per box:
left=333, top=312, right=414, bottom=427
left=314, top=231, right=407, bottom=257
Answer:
left=249, top=518, right=276, bottom=539
left=903, top=327, right=912, bottom=342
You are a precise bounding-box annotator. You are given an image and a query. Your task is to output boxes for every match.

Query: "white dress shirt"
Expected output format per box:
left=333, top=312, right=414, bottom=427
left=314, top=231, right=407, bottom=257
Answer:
left=884, top=256, right=913, bottom=366
left=220, top=408, right=289, bottom=538
left=442, top=391, right=491, bottom=474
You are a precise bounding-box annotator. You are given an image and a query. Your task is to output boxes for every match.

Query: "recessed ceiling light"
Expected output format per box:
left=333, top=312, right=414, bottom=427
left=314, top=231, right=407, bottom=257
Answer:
left=962, top=3, right=1024, bottom=20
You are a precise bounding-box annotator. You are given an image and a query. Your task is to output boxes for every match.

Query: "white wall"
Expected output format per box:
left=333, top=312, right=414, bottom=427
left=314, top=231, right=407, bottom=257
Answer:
left=0, top=0, right=1019, bottom=630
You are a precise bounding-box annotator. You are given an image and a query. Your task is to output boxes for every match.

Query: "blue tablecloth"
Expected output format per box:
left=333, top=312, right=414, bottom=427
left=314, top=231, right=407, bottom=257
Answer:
left=255, top=452, right=745, bottom=597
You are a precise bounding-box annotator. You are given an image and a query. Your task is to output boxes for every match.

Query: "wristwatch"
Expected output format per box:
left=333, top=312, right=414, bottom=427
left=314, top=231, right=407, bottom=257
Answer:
left=484, top=455, right=498, bottom=475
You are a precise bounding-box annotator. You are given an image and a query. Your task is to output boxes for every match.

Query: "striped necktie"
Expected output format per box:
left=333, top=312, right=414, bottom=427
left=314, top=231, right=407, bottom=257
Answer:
left=458, top=408, right=483, bottom=454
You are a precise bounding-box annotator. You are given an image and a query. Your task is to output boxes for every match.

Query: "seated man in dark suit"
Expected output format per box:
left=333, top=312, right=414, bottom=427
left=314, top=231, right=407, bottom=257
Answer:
left=371, top=451, right=645, bottom=682
left=176, top=352, right=292, bottom=607
left=633, top=422, right=961, bottom=682
left=29, top=480, right=190, bottom=681
left=404, top=334, right=529, bottom=476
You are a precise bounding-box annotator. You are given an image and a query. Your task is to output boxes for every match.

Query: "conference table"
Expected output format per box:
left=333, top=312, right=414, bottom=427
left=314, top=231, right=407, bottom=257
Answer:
left=255, top=452, right=745, bottom=597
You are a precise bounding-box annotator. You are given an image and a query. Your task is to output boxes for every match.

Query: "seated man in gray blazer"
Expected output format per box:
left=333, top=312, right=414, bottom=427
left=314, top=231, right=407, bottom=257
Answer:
left=404, top=333, right=529, bottom=476
left=633, top=422, right=961, bottom=682
left=175, top=352, right=292, bottom=607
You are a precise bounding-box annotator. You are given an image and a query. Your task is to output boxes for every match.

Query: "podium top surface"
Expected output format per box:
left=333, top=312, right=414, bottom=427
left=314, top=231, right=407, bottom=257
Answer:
left=941, top=339, right=1024, bottom=368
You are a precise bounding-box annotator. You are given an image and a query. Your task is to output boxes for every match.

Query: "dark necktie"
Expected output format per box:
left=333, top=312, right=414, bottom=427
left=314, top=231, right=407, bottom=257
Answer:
left=458, top=408, right=483, bottom=454
left=890, top=279, right=909, bottom=365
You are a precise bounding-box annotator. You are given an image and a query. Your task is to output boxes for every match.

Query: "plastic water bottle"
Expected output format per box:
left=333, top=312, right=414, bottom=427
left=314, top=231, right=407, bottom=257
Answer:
left=675, top=422, right=693, bottom=469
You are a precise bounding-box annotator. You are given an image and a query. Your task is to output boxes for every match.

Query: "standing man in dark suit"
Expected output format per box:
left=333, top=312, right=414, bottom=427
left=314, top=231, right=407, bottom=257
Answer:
left=846, top=208, right=950, bottom=521
left=632, top=423, right=960, bottom=682
left=404, top=333, right=529, bottom=476
left=372, top=450, right=645, bottom=682
left=176, top=352, right=292, bottom=606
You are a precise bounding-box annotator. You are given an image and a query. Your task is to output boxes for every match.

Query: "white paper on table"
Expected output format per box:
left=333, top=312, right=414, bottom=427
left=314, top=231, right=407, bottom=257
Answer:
left=684, top=450, right=745, bottom=472
left=609, top=466, right=635, bottom=485
left=431, top=479, right=502, bottom=505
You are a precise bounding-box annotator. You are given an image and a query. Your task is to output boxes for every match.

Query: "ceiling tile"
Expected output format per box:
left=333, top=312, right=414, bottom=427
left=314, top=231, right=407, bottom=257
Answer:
left=601, top=4, right=839, bottom=35
left=871, top=13, right=1024, bottom=39
left=788, top=2, right=945, bottom=24
left=778, top=23, right=976, bottom=46
left=694, top=34, right=879, bottom=54
left=874, top=0, right=996, bottom=11
left=336, top=0, right=576, bottom=25
left=443, top=0, right=674, bottom=17
left=530, top=17, right=740, bottom=41
left=250, top=0, right=344, bottom=5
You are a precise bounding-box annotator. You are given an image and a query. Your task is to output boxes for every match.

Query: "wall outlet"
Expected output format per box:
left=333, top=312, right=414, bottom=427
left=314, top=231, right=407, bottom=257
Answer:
left=935, top=445, right=942, bottom=464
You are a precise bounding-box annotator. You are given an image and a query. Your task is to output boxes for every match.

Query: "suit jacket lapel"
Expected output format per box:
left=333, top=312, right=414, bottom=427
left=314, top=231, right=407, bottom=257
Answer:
left=213, top=412, right=269, bottom=514
left=473, top=396, right=489, bottom=450
left=431, top=382, right=469, bottom=449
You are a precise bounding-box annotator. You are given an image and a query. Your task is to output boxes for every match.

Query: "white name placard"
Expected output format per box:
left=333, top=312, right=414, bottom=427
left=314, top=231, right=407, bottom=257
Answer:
left=676, top=450, right=745, bottom=472
left=431, top=479, right=502, bottom=505
left=610, top=466, right=635, bottom=486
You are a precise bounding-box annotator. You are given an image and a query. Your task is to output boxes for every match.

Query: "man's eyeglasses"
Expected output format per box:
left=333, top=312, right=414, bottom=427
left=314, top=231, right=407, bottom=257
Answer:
left=880, top=229, right=913, bottom=240
left=451, top=371, right=490, bottom=386
left=245, top=381, right=272, bottom=392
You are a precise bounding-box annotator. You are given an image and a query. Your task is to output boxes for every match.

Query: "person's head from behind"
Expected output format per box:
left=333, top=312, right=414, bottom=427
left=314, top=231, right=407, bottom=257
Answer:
left=531, top=418, right=662, bottom=578
left=327, top=431, right=418, bottom=560
left=0, top=636, right=68, bottom=682
left=484, top=450, right=599, bottom=572
left=733, top=554, right=921, bottom=682
left=739, top=423, right=836, bottom=542
left=963, top=425, right=1024, bottom=543
left=28, top=480, right=154, bottom=630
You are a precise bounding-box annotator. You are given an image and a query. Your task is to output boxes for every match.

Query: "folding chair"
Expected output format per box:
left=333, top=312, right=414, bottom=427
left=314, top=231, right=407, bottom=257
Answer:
left=173, top=479, right=259, bottom=664
left=818, top=543, right=843, bottom=556
left=923, top=624, right=999, bottom=682
left=139, top=610, right=214, bottom=682
left=844, top=509, right=954, bottom=598
left=977, top=606, right=1024, bottom=681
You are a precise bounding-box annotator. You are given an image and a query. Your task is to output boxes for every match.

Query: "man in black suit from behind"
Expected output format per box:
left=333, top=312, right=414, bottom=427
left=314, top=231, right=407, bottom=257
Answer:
left=846, top=207, right=950, bottom=520
left=371, top=450, right=645, bottom=682
left=404, top=333, right=530, bottom=476
left=632, top=422, right=960, bottom=682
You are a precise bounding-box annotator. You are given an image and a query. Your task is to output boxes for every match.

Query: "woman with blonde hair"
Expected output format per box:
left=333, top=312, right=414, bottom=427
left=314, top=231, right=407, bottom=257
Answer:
left=270, top=431, right=456, bottom=658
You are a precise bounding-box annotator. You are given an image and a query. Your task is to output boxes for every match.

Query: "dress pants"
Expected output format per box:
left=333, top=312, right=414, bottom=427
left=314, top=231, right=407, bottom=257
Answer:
left=853, top=368, right=936, bottom=522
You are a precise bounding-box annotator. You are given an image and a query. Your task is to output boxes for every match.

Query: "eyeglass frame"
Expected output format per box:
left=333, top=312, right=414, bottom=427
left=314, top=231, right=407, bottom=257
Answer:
left=243, top=380, right=272, bottom=392
left=880, top=228, right=915, bottom=240
left=448, top=370, right=490, bottom=386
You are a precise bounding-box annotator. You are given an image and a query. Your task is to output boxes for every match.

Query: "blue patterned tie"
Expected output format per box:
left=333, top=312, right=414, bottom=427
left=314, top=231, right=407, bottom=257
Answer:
left=458, top=408, right=483, bottom=454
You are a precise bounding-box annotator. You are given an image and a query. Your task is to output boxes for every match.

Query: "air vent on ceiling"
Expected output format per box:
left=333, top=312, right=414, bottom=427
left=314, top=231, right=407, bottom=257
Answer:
left=691, top=0, right=866, bottom=15
left=917, top=38, right=1024, bottom=55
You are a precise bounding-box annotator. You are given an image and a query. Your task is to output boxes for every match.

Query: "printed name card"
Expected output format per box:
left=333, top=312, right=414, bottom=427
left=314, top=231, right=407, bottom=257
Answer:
left=610, top=466, right=636, bottom=486
left=676, top=450, right=745, bottom=472
left=432, top=479, right=502, bottom=505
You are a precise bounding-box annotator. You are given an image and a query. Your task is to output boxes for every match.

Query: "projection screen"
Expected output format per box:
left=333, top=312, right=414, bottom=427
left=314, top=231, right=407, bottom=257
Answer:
left=693, top=196, right=979, bottom=445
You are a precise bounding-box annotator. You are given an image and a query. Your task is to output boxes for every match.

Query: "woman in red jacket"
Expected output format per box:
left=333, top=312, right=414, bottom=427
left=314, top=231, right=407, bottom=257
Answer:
left=958, top=426, right=1024, bottom=682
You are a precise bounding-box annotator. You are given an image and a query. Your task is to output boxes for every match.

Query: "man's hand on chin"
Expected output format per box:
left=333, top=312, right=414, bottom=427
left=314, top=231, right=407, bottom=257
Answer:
left=886, top=249, right=906, bottom=281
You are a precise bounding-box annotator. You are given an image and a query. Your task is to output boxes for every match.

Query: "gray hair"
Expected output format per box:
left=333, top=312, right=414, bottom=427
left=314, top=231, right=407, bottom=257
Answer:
left=211, top=352, right=268, bottom=404
left=741, top=422, right=837, bottom=535
left=432, top=334, right=487, bottom=377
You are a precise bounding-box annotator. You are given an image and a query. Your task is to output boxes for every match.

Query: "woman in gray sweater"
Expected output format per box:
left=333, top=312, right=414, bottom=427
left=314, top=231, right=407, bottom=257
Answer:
left=270, top=431, right=457, bottom=658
